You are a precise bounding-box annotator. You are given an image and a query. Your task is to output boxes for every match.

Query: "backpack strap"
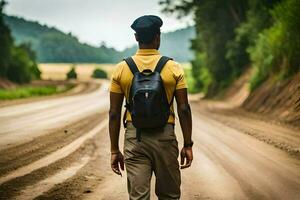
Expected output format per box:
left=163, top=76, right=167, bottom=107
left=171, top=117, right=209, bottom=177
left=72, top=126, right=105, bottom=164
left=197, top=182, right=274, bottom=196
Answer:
left=123, top=57, right=142, bottom=141
left=122, top=57, right=139, bottom=128
left=154, top=55, right=174, bottom=107
left=154, top=56, right=173, bottom=73
left=124, top=57, right=139, bottom=74
left=155, top=56, right=175, bottom=116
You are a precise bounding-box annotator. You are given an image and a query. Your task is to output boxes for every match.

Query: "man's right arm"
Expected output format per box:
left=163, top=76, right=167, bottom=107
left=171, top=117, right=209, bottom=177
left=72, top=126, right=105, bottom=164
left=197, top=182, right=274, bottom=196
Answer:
left=109, top=62, right=125, bottom=176
left=175, top=88, right=193, bottom=169
left=109, top=92, right=125, bottom=176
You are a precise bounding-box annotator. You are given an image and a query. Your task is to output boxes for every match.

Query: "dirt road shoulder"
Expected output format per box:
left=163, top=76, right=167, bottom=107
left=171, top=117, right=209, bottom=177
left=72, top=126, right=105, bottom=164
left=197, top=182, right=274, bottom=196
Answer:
left=192, top=100, right=300, bottom=159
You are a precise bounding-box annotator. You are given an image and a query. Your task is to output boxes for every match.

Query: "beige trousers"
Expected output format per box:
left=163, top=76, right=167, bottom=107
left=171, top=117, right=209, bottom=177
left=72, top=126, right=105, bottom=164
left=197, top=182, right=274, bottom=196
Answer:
left=124, top=122, right=181, bottom=200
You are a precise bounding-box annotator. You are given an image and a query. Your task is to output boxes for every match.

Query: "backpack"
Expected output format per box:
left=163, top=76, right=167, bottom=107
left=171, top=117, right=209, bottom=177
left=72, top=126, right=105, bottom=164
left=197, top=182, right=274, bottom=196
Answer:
left=123, top=56, right=174, bottom=140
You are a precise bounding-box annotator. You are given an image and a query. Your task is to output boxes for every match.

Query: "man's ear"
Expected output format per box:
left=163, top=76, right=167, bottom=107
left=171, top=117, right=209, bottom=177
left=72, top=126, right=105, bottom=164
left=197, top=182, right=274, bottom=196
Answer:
left=134, top=33, right=139, bottom=42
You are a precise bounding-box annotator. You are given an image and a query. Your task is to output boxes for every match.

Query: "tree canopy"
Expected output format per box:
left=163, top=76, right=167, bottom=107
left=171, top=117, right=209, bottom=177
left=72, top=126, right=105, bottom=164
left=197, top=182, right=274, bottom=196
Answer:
left=0, top=0, right=40, bottom=84
left=160, top=0, right=299, bottom=94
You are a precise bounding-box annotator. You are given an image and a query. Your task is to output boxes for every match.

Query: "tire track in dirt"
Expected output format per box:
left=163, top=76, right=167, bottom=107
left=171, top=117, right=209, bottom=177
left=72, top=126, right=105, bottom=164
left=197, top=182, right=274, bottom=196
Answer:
left=16, top=155, right=91, bottom=200
left=0, top=119, right=108, bottom=185
left=0, top=81, right=109, bottom=199
left=0, top=113, right=105, bottom=177
left=0, top=118, right=108, bottom=199
left=33, top=129, right=113, bottom=200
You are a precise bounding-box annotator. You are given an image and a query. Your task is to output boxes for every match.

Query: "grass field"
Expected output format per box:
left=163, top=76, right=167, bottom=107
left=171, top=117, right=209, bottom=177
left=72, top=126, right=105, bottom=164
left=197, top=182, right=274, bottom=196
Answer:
left=0, top=84, right=73, bottom=100
left=39, top=63, right=192, bottom=79
left=39, top=63, right=115, bottom=80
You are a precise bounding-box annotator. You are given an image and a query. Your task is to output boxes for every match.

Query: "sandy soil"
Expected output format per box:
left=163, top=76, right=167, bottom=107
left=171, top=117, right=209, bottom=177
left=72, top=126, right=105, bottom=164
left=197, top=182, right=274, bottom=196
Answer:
left=242, top=72, right=300, bottom=127
left=0, top=81, right=299, bottom=200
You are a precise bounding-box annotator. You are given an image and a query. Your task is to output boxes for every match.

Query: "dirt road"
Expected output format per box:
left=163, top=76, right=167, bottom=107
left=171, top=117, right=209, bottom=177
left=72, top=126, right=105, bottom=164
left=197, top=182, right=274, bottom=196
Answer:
left=0, top=81, right=109, bottom=150
left=0, top=81, right=299, bottom=200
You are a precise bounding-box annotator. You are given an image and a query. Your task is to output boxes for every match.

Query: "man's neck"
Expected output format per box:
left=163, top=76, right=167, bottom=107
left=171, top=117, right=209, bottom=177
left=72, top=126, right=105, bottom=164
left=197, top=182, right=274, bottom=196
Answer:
left=138, top=43, right=158, bottom=50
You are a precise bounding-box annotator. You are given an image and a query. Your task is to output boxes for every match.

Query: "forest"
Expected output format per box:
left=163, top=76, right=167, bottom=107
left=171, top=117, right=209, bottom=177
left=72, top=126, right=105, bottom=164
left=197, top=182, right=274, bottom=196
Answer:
left=160, top=0, right=300, bottom=96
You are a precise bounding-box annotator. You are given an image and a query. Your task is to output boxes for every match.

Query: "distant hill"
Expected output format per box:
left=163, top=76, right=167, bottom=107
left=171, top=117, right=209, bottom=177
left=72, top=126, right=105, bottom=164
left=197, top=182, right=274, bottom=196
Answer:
left=161, top=26, right=195, bottom=62
left=4, top=15, right=122, bottom=63
left=4, top=15, right=195, bottom=63
left=122, top=26, right=195, bottom=62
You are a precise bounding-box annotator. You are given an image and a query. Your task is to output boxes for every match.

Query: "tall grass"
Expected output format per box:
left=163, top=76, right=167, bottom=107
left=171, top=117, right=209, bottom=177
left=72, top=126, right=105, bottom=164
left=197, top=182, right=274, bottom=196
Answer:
left=0, top=85, right=73, bottom=100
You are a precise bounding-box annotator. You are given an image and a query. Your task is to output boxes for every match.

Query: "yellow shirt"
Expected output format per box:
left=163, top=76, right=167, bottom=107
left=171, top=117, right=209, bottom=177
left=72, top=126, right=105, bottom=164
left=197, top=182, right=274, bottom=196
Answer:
left=110, top=49, right=187, bottom=124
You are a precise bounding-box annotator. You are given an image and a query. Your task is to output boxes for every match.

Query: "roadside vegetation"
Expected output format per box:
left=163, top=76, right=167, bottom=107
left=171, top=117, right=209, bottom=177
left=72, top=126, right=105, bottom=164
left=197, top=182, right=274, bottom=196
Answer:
left=0, top=1, right=40, bottom=84
left=66, top=66, right=78, bottom=80
left=161, top=0, right=300, bottom=96
left=92, top=68, right=108, bottom=79
left=183, top=64, right=200, bottom=94
left=0, top=1, right=76, bottom=99
left=0, top=84, right=73, bottom=100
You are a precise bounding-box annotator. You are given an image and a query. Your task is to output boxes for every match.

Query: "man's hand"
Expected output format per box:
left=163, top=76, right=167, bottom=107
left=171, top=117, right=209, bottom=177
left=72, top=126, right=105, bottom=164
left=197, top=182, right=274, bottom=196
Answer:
left=111, top=151, right=124, bottom=176
left=180, top=147, right=193, bottom=169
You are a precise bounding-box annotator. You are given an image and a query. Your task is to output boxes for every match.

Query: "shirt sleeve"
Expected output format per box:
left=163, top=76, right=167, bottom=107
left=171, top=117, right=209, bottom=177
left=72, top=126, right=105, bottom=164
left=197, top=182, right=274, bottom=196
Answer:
left=174, top=62, right=188, bottom=90
left=110, top=62, right=124, bottom=94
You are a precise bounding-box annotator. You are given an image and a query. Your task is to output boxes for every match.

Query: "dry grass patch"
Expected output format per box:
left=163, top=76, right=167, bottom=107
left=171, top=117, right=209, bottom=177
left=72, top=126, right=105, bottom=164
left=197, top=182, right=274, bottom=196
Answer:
left=39, top=63, right=115, bottom=81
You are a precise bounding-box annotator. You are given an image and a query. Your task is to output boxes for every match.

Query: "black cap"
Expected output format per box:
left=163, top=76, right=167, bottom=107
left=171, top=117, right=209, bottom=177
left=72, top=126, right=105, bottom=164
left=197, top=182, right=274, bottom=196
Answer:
left=131, top=15, right=163, bottom=33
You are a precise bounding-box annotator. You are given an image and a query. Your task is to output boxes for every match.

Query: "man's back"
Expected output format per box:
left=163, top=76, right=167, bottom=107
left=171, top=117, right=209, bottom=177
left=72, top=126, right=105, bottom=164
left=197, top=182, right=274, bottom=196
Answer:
left=110, top=48, right=187, bottom=124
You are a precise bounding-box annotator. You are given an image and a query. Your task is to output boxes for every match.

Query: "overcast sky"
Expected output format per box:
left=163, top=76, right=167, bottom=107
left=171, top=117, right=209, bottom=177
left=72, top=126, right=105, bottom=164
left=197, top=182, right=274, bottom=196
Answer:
left=5, top=0, right=193, bottom=50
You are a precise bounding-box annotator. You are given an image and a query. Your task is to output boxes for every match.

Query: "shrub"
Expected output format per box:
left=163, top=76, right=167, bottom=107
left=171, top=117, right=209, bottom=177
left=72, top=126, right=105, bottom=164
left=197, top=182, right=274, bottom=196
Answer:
left=92, top=68, right=107, bottom=79
left=30, top=62, right=41, bottom=80
left=7, top=46, right=32, bottom=83
left=66, top=66, right=77, bottom=79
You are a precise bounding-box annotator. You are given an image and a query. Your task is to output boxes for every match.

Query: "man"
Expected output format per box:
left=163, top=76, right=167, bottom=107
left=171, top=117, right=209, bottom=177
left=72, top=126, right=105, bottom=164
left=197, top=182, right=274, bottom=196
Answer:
left=109, top=15, right=193, bottom=200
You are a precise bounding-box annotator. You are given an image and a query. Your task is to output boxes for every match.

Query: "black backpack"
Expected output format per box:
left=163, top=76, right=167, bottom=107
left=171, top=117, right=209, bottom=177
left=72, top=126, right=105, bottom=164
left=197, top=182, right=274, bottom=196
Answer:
left=123, top=56, right=174, bottom=140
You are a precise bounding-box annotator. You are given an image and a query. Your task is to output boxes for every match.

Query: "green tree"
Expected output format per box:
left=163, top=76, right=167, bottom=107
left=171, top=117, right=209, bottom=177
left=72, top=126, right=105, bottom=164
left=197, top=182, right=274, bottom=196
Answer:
left=67, top=66, right=77, bottom=79
left=92, top=68, right=107, bottom=79
left=0, top=0, right=12, bottom=77
left=160, top=0, right=290, bottom=95
left=0, top=1, right=39, bottom=83
left=160, top=0, right=248, bottom=95
left=7, top=46, right=32, bottom=83
left=226, top=0, right=280, bottom=78
left=19, top=43, right=41, bottom=80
